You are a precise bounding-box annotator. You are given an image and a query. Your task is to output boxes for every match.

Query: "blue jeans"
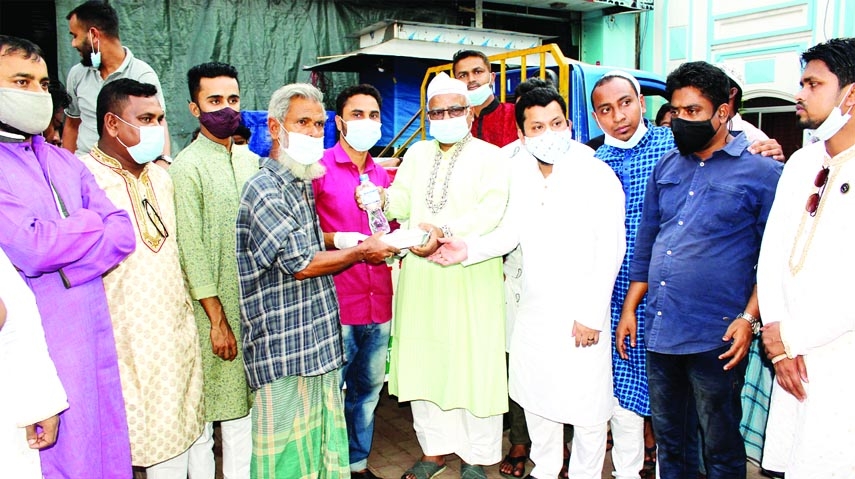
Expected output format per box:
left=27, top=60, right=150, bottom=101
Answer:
left=647, top=346, right=747, bottom=479
left=340, top=322, right=391, bottom=471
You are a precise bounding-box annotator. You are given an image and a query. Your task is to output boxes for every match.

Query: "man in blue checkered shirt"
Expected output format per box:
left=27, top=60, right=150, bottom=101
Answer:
left=235, top=83, right=398, bottom=477
left=592, top=71, right=675, bottom=479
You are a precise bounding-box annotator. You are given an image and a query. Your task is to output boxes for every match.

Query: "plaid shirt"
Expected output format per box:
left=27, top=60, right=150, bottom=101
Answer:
left=595, top=122, right=675, bottom=416
left=236, top=157, right=343, bottom=389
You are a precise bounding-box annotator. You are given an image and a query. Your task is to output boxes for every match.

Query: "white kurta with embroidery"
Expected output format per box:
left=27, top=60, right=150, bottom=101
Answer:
left=467, top=143, right=626, bottom=426
left=758, top=140, right=855, bottom=478
left=0, top=248, right=68, bottom=479
left=81, top=149, right=205, bottom=466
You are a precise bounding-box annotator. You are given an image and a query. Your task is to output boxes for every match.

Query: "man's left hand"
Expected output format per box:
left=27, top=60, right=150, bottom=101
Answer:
left=409, top=223, right=442, bottom=257
left=719, top=317, right=753, bottom=370
left=748, top=138, right=785, bottom=162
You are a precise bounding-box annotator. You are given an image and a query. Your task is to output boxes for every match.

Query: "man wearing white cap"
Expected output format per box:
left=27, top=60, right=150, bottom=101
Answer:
left=377, top=72, right=510, bottom=479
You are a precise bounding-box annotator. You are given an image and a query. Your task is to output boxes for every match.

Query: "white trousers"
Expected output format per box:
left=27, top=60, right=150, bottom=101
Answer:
left=411, top=400, right=503, bottom=466
left=609, top=398, right=644, bottom=479
left=146, top=443, right=194, bottom=479
left=526, top=409, right=607, bottom=479
left=188, top=415, right=252, bottom=479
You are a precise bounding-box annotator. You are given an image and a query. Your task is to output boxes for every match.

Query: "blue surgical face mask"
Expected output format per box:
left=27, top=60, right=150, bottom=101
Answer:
left=88, top=30, right=101, bottom=69
left=113, top=114, right=165, bottom=164
left=467, top=83, right=494, bottom=106
left=429, top=115, right=471, bottom=144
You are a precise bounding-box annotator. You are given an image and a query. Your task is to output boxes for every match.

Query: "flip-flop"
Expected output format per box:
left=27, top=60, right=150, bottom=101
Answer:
left=461, top=463, right=487, bottom=479
left=401, top=460, right=446, bottom=479
left=499, top=453, right=528, bottom=478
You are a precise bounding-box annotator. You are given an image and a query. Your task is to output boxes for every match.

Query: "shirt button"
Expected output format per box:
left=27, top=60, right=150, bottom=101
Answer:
left=699, top=161, right=705, bottom=167
left=678, top=220, right=684, bottom=226
left=660, top=281, right=666, bottom=286
left=666, top=250, right=672, bottom=255
left=689, top=191, right=695, bottom=196
left=657, top=311, right=662, bottom=316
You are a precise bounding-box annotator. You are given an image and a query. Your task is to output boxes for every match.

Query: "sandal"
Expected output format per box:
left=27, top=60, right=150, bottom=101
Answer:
left=499, top=452, right=528, bottom=478
left=461, top=463, right=487, bottom=479
left=401, top=460, right=446, bottom=479
left=640, top=446, right=656, bottom=478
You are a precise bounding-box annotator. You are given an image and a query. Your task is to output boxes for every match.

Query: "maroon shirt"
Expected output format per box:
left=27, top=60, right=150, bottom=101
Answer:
left=471, top=99, right=517, bottom=147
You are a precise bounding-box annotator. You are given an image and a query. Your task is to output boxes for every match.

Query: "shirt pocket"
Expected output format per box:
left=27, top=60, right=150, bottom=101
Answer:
left=699, top=182, right=747, bottom=233
left=656, top=176, right=682, bottom=224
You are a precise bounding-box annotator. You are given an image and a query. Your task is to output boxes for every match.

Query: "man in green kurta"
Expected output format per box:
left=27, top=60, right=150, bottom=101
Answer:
left=170, top=62, right=257, bottom=478
left=383, top=72, right=510, bottom=479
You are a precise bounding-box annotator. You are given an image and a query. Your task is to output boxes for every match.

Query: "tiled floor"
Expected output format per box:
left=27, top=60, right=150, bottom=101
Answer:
left=366, top=385, right=769, bottom=479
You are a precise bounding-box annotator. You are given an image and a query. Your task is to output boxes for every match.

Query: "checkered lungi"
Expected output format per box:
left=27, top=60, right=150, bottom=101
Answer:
left=251, top=371, right=350, bottom=479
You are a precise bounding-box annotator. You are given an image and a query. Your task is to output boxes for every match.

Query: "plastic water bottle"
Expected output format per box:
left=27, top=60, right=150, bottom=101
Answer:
left=359, top=174, right=391, bottom=234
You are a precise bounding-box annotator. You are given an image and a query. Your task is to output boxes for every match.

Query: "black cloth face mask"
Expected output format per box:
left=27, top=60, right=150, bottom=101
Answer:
left=670, top=113, right=724, bottom=156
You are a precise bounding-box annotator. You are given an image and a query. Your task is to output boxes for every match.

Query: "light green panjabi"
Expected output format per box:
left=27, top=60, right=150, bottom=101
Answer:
left=386, top=137, right=510, bottom=417
left=170, top=136, right=259, bottom=421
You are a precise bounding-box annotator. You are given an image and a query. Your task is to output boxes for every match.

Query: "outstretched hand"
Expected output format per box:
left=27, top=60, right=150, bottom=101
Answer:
left=427, top=237, right=468, bottom=266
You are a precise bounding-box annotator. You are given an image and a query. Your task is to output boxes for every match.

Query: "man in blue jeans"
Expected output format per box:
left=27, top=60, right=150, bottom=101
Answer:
left=312, top=84, right=393, bottom=479
left=615, top=61, right=782, bottom=479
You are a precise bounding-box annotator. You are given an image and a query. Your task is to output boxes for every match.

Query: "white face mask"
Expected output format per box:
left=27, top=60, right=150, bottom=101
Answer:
left=343, top=119, right=382, bottom=152
left=284, top=129, right=324, bottom=165
left=524, top=128, right=573, bottom=165
left=468, top=83, right=493, bottom=106
left=429, top=115, right=470, bottom=144
left=113, top=114, right=165, bottom=164
left=0, top=88, right=53, bottom=135
left=809, top=83, right=855, bottom=143
left=601, top=118, right=649, bottom=149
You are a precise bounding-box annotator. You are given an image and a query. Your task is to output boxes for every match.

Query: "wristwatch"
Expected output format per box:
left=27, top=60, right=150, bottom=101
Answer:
left=736, top=312, right=761, bottom=335
left=155, top=154, right=173, bottom=164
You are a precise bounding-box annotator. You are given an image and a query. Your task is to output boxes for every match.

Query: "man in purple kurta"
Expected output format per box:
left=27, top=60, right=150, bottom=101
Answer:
left=0, top=35, right=135, bottom=478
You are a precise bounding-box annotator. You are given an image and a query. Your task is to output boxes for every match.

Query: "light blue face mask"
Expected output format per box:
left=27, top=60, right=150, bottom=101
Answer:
left=113, top=114, right=165, bottom=164
left=88, top=30, right=101, bottom=69
left=467, top=83, right=494, bottom=106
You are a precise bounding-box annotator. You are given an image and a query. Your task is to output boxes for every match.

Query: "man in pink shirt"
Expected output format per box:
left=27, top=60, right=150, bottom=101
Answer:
left=312, top=84, right=391, bottom=479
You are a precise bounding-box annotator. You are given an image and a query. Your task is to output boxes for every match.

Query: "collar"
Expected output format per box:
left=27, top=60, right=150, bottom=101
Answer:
left=0, top=130, right=26, bottom=142
left=193, top=133, right=234, bottom=154
left=330, top=142, right=376, bottom=172
left=98, top=46, right=134, bottom=78
left=721, top=131, right=751, bottom=158
left=478, top=97, right=500, bottom=117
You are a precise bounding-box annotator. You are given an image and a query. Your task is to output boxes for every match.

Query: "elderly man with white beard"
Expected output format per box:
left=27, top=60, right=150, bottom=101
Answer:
left=235, top=83, right=398, bottom=478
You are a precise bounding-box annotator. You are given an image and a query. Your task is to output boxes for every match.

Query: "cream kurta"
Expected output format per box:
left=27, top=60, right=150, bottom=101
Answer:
left=81, top=149, right=204, bottom=466
left=759, top=140, right=855, bottom=478
left=0, top=248, right=68, bottom=479
left=467, top=144, right=626, bottom=426
left=386, top=136, right=510, bottom=417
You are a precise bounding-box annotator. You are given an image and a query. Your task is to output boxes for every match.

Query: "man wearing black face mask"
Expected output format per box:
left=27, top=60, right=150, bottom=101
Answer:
left=616, top=61, right=782, bottom=479
left=170, top=61, right=258, bottom=479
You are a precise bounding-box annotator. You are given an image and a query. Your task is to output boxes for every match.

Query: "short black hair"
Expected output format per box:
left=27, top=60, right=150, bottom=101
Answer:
left=666, top=61, right=730, bottom=111
left=0, top=35, right=45, bottom=61
left=234, top=124, right=251, bottom=140
left=725, top=77, right=743, bottom=111
left=590, top=74, right=638, bottom=105
left=96, top=78, right=157, bottom=136
left=49, top=80, right=72, bottom=113
left=186, top=62, right=239, bottom=104
left=452, top=49, right=491, bottom=74
left=655, top=102, right=672, bottom=126
left=515, top=87, right=567, bottom=131
left=802, top=37, right=855, bottom=89
left=67, top=1, right=119, bottom=38
left=335, top=84, right=382, bottom=116
left=514, top=77, right=553, bottom=100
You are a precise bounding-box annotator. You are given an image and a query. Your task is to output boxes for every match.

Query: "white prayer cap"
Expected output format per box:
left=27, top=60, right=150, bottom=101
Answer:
left=716, top=62, right=745, bottom=93
left=601, top=70, right=641, bottom=95
left=427, top=72, right=469, bottom=103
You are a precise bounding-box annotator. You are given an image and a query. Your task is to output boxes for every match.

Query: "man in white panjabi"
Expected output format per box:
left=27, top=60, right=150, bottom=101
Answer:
left=0, top=248, right=68, bottom=479
left=759, top=37, right=855, bottom=478
left=430, top=86, right=626, bottom=479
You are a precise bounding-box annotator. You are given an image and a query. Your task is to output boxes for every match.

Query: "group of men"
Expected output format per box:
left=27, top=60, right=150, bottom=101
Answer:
left=0, top=0, right=853, bottom=478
